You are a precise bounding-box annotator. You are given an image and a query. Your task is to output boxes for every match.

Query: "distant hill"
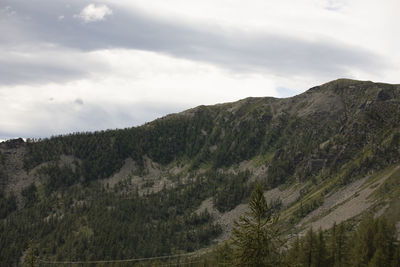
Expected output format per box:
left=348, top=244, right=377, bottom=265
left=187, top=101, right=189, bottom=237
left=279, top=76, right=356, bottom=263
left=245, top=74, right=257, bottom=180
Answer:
left=1, top=78, right=400, bottom=265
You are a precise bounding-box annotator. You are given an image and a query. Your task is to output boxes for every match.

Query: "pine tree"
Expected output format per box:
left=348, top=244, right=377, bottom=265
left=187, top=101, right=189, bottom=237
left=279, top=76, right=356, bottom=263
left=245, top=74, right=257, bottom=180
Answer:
left=301, top=228, right=316, bottom=267
left=368, top=247, right=386, bottom=267
left=391, top=244, right=400, bottom=267
left=23, top=241, right=38, bottom=267
left=368, top=217, right=396, bottom=267
left=287, top=235, right=302, bottom=266
left=330, top=222, right=347, bottom=267
left=314, top=229, right=328, bottom=267
left=231, top=183, right=282, bottom=266
left=351, top=214, right=397, bottom=266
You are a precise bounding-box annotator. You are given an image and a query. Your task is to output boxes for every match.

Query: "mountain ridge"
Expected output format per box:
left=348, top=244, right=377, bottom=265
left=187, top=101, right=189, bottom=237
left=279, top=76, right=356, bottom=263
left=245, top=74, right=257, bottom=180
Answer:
left=1, top=78, right=400, bottom=265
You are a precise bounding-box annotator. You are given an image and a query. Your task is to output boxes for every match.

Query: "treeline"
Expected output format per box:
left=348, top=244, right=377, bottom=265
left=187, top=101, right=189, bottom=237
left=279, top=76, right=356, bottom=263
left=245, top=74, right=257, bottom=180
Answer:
left=0, top=181, right=221, bottom=265
left=0, top=153, right=17, bottom=220
left=21, top=104, right=337, bottom=189
left=210, top=185, right=400, bottom=267
left=0, top=167, right=255, bottom=265
left=189, top=190, right=400, bottom=267
left=0, top=190, right=16, bottom=219
left=286, top=216, right=399, bottom=267
left=22, top=184, right=400, bottom=267
left=20, top=89, right=400, bottom=191
left=22, top=109, right=214, bottom=182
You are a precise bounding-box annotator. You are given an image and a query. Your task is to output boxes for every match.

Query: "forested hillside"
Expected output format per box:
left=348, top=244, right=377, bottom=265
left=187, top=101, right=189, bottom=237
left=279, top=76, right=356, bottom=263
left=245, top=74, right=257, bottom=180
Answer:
left=1, top=79, right=400, bottom=266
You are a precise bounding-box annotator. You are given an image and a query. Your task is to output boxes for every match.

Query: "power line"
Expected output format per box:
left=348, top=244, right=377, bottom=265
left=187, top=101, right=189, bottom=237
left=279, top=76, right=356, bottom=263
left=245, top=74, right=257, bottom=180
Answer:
left=158, top=260, right=232, bottom=266
left=39, top=251, right=201, bottom=265
left=157, top=260, right=203, bottom=267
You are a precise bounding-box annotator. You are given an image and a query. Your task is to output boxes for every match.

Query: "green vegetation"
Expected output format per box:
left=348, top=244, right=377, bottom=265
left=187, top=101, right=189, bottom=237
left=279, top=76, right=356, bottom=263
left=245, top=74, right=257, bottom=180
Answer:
left=210, top=207, right=400, bottom=267
left=0, top=190, right=16, bottom=219
left=23, top=241, right=38, bottom=267
left=0, top=181, right=222, bottom=266
left=20, top=81, right=400, bottom=191
left=133, top=190, right=400, bottom=267
left=231, top=183, right=282, bottom=266
left=1, top=79, right=400, bottom=265
left=213, top=170, right=253, bottom=212
left=0, top=169, right=254, bottom=265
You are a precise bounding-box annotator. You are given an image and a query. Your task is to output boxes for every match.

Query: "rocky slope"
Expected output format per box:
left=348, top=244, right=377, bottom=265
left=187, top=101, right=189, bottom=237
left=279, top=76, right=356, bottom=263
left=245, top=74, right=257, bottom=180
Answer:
left=1, top=78, right=400, bottom=263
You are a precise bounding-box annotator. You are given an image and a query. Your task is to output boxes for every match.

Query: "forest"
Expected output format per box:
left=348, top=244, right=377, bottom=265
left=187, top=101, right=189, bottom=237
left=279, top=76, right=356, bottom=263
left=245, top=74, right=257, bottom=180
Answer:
left=1, top=167, right=255, bottom=266
left=22, top=184, right=400, bottom=266
left=2, top=80, right=400, bottom=266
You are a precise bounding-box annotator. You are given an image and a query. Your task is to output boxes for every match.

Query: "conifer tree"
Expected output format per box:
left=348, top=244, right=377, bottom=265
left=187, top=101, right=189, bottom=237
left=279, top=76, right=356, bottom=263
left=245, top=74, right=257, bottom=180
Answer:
left=314, top=229, right=328, bottom=267
left=23, top=241, right=38, bottom=267
left=368, top=216, right=396, bottom=267
left=231, top=183, right=282, bottom=266
left=287, top=235, right=302, bottom=267
left=351, top=214, right=397, bottom=266
left=391, top=244, right=400, bottom=267
left=330, top=222, right=347, bottom=267
left=301, top=228, right=315, bottom=267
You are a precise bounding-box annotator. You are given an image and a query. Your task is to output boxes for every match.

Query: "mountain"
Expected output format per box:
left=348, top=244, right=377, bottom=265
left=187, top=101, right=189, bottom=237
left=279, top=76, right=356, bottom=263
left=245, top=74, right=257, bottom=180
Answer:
left=1, top=78, right=400, bottom=265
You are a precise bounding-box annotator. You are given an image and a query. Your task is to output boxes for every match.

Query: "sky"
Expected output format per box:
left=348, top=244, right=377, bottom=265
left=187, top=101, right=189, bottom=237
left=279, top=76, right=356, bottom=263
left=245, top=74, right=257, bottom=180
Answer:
left=0, top=0, right=399, bottom=141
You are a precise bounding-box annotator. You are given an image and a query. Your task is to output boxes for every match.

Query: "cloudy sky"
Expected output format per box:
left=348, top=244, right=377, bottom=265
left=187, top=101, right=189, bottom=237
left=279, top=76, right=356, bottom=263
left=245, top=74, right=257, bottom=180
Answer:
left=1, top=0, right=399, bottom=140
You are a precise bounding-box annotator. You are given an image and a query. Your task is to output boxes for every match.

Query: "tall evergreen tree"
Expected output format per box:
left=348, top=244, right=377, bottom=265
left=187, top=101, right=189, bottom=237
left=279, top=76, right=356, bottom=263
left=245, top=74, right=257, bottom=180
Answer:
left=314, top=229, right=328, bottom=267
left=23, top=241, right=38, bottom=267
left=391, top=244, right=400, bottom=267
left=231, top=183, right=282, bottom=266
left=330, top=222, right=347, bottom=267
left=301, top=228, right=316, bottom=267
left=287, top=235, right=302, bottom=267
left=351, top=214, right=397, bottom=267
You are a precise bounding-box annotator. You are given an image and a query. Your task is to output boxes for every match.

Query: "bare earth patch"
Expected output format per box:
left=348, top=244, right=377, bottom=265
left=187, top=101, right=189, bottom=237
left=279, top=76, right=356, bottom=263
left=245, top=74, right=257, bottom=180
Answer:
left=1, top=145, right=80, bottom=205
left=238, top=160, right=268, bottom=182
left=298, top=165, right=400, bottom=233
left=264, top=183, right=304, bottom=207
left=101, top=156, right=179, bottom=195
left=195, top=197, right=250, bottom=242
left=195, top=183, right=304, bottom=242
left=297, top=176, right=368, bottom=228
left=3, top=147, right=37, bottom=201
left=101, top=157, right=138, bottom=188
left=374, top=203, right=389, bottom=219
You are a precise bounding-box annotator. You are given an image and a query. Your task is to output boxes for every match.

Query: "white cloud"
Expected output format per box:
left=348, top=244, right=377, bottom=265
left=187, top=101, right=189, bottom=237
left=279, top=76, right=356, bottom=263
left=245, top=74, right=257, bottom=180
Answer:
left=0, top=44, right=110, bottom=85
left=0, top=6, right=16, bottom=17
left=0, top=45, right=392, bottom=139
left=0, top=49, right=285, bottom=139
left=105, top=0, right=399, bottom=57
left=321, top=0, right=346, bottom=11
left=75, top=4, right=113, bottom=23
left=1, top=0, right=399, bottom=139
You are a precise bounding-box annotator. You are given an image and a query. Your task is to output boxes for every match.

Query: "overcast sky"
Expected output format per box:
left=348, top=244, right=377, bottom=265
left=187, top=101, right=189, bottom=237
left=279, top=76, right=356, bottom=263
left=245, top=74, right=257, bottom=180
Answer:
left=1, top=0, right=399, bottom=140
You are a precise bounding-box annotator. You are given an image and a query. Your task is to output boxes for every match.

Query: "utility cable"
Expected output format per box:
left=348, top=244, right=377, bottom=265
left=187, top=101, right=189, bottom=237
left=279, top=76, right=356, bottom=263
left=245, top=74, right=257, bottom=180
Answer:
left=39, top=251, right=200, bottom=265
